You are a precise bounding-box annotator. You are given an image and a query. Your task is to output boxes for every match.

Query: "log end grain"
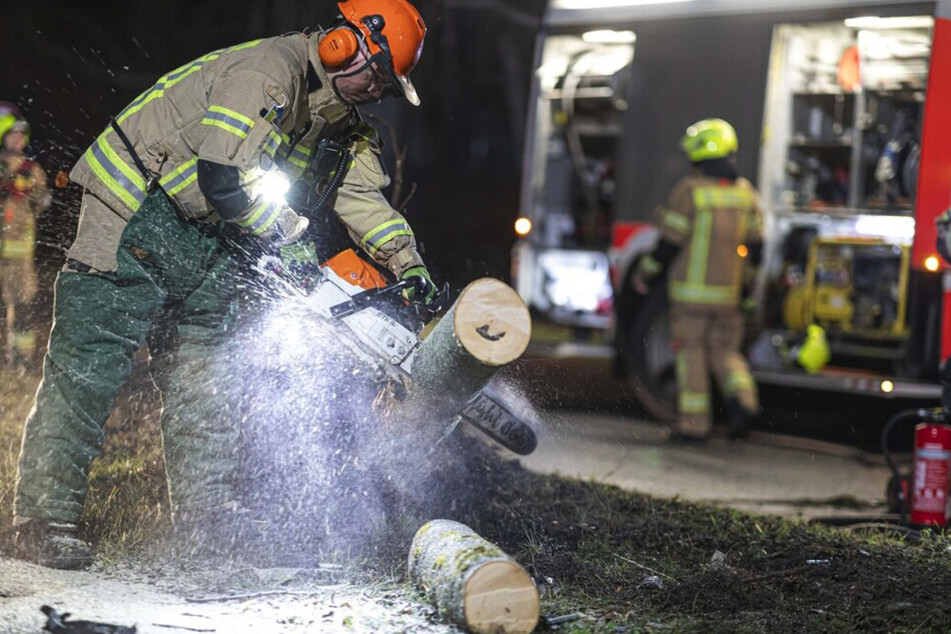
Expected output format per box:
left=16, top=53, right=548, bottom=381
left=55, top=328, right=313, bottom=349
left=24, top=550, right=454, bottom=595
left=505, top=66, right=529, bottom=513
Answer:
left=464, top=560, right=540, bottom=634
left=453, top=278, right=531, bottom=367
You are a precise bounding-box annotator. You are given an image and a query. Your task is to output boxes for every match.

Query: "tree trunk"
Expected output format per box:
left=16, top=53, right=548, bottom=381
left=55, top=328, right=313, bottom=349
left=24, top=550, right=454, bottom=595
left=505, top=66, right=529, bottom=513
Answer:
left=409, top=277, right=531, bottom=416
left=408, top=519, right=540, bottom=634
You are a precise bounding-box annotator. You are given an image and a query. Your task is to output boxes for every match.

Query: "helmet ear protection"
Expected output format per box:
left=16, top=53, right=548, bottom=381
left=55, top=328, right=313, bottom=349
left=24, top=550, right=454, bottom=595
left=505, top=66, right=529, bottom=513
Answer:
left=318, top=26, right=362, bottom=68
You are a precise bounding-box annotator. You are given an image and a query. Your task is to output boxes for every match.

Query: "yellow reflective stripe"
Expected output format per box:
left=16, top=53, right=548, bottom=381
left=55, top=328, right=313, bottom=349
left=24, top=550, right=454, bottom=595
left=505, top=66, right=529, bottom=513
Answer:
left=238, top=201, right=270, bottom=230
left=202, top=118, right=249, bottom=139
left=361, top=219, right=414, bottom=254
left=227, top=39, right=264, bottom=52
left=119, top=51, right=224, bottom=123
left=660, top=208, right=691, bottom=234
left=687, top=209, right=712, bottom=284
left=207, top=105, right=254, bottom=129
left=670, top=281, right=738, bottom=305
left=679, top=391, right=710, bottom=414
left=288, top=155, right=309, bottom=169
left=202, top=106, right=254, bottom=139
left=119, top=41, right=263, bottom=123
left=724, top=370, right=755, bottom=395
left=255, top=204, right=283, bottom=235
left=1, top=240, right=34, bottom=259
left=238, top=200, right=284, bottom=235
left=84, top=131, right=147, bottom=209
left=159, top=158, right=198, bottom=195
left=264, top=131, right=285, bottom=158
left=13, top=331, right=35, bottom=351
left=692, top=186, right=754, bottom=210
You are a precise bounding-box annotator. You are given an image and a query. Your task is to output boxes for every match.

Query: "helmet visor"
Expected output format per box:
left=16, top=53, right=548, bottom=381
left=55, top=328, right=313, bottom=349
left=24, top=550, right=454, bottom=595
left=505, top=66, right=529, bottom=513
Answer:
left=368, top=52, right=420, bottom=106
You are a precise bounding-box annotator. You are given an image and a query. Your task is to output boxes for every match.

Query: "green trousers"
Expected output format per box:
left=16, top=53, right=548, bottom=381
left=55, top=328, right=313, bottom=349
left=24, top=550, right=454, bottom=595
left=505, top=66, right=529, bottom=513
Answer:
left=14, top=189, right=242, bottom=523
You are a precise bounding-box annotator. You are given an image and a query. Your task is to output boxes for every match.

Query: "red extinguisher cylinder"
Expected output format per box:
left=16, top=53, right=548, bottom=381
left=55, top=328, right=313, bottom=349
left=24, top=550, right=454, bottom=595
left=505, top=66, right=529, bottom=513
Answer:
left=910, top=423, right=951, bottom=527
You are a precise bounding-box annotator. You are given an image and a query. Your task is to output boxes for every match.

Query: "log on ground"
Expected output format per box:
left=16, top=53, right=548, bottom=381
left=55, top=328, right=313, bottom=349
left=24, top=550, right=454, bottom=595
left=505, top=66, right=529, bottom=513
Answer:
left=409, top=519, right=539, bottom=634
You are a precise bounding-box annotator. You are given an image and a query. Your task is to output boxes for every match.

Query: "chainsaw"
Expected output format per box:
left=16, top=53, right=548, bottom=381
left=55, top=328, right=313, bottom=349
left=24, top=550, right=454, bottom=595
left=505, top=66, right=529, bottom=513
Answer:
left=253, top=250, right=538, bottom=456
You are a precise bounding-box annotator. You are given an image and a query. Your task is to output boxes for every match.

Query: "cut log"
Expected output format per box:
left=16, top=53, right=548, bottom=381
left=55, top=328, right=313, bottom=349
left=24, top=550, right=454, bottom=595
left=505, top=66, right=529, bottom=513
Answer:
left=409, top=278, right=531, bottom=413
left=409, top=519, right=540, bottom=634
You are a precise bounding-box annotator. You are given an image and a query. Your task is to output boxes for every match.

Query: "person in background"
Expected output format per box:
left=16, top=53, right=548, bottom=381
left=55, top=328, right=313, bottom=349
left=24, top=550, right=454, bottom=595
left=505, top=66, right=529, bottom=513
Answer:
left=13, top=0, right=433, bottom=570
left=0, top=104, right=51, bottom=368
left=631, top=118, right=763, bottom=441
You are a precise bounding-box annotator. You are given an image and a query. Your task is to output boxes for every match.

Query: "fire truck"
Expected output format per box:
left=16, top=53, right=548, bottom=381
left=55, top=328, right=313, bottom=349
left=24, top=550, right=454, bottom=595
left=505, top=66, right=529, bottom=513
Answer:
left=512, top=0, right=951, bottom=420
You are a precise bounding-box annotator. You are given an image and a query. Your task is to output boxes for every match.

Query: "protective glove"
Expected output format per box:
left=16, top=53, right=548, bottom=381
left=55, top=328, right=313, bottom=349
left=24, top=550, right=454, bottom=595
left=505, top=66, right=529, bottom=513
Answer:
left=257, top=202, right=309, bottom=248
left=279, top=241, right=322, bottom=278
left=400, top=265, right=437, bottom=305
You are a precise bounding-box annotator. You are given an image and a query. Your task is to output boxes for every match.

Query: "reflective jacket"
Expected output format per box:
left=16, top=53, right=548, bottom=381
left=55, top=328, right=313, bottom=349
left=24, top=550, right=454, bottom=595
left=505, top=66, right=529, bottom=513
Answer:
left=0, top=150, right=49, bottom=261
left=655, top=174, right=762, bottom=307
left=69, top=32, right=423, bottom=276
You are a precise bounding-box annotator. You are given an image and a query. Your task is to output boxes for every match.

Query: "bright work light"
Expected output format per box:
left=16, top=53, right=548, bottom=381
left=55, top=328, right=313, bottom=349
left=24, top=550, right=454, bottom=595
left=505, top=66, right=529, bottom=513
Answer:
left=257, top=170, right=291, bottom=204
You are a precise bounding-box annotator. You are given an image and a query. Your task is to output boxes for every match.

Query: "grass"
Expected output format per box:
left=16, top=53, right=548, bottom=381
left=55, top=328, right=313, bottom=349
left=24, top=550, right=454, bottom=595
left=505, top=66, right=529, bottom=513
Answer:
left=2, top=365, right=951, bottom=633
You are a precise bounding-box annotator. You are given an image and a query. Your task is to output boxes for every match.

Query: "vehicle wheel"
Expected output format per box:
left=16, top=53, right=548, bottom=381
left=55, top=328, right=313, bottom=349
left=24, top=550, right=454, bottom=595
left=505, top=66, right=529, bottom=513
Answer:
left=615, top=272, right=677, bottom=421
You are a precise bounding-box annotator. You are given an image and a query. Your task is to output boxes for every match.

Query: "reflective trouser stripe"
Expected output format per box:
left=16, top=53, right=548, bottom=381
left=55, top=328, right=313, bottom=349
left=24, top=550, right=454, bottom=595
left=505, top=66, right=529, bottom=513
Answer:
left=724, top=370, right=755, bottom=396
left=676, top=350, right=710, bottom=414
left=669, top=281, right=738, bottom=305
left=1, top=240, right=34, bottom=259
left=361, top=220, right=413, bottom=254
left=679, top=392, right=710, bottom=414
left=13, top=330, right=35, bottom=352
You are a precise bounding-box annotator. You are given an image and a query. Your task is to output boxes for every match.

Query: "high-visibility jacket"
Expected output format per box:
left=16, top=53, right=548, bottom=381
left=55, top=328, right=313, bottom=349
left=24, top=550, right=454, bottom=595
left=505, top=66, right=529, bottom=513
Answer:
left=655, top=174, right=762, bottom=307
left=69, top=32, right=423, bottom=277
left=0, top=150, right=48, bottom=261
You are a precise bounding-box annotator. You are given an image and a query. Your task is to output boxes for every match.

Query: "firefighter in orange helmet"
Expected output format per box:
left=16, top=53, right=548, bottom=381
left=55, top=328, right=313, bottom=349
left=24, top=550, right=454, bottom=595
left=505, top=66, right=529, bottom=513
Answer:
left=0, top=106, right=50, bottom=368
left=632, top=119, right=763, bottom=441
left=13, top=0, right=431, bottom=570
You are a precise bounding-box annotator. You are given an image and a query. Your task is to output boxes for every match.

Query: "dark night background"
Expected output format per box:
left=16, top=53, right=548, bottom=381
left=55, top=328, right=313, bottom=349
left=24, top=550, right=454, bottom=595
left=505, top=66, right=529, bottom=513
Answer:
left=0, top=0, right=547, bottom=296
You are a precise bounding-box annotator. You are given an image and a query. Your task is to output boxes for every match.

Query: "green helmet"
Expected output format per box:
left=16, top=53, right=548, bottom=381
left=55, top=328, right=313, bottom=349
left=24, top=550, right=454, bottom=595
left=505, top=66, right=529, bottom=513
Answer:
left=681, top=118, right=738, bottom=162
left=0, top=112, right=29, bottom=146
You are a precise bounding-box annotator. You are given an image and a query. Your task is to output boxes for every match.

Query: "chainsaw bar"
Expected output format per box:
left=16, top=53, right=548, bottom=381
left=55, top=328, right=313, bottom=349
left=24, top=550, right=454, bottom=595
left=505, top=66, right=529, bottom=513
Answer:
left=457, top=390, right=538, bottom=456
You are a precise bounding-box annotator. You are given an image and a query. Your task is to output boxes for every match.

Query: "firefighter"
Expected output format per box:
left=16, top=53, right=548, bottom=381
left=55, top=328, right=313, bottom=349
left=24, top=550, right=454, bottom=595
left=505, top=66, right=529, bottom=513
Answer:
left=0, top=106, right=50, bottom=367
left=13, top=0, right=432, bottom=569
left=631, top=118, right=763, bottom=441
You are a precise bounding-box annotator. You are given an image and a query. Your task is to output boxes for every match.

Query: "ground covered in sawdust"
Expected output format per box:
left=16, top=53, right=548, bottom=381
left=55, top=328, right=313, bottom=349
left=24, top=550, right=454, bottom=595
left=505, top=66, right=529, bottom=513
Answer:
left=1, top=369, right=951, bottom=633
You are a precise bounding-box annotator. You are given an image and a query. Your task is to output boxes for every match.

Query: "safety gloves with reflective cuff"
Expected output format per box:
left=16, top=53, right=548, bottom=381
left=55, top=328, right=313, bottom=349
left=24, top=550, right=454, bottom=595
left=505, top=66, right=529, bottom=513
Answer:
left=400, top=265, right=436, bottom=305
left=239, top=199, right=309, bottom=248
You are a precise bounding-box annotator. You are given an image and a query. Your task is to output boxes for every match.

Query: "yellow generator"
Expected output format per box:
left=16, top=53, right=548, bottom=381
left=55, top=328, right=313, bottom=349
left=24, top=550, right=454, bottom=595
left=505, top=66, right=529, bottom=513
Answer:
left=783, top=237, right=910, bottom=338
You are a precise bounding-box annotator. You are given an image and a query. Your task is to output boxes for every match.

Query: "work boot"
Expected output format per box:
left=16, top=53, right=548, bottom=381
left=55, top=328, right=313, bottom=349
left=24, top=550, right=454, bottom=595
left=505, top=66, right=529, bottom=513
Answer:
left=724, top=398, right=753, bottom=439
left=13, top=517, right=93, bottom=570
left=172, top=503, right=275, bottom=564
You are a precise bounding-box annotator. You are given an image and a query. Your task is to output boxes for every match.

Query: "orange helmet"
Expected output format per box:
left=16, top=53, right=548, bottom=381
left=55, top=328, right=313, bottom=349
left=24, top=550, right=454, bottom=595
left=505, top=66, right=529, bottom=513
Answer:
left=336, top=0, right=426, bottom=105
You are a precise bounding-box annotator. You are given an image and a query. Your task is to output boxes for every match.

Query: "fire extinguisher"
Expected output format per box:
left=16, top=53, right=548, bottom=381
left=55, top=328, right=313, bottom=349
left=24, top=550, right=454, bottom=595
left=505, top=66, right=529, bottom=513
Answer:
left=881, top=408, right=951, bottom=528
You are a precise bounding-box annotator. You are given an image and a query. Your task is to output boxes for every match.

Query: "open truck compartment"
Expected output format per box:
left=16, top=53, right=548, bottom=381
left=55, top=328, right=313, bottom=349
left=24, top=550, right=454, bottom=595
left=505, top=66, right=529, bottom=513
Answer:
left=513, top=2, right=947, bottom=414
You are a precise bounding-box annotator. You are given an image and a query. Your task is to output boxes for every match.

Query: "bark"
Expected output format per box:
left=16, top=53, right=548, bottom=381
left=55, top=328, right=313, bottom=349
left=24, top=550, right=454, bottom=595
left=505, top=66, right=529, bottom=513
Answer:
left=408, top=278, right=530, bottom=416
left=408, top=519, right=540, bottom=634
